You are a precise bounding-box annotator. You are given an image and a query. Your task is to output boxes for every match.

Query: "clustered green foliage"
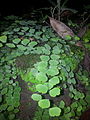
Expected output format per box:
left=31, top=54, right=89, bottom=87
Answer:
left=33, top=107, right=50, bottom=120
left=0, top=15, right=90, bottom=120
left=83, top=29, right=90, bottom=50
left=76, top=69, right=90, bottom=86
left=0, top=54, right=21, bottom=119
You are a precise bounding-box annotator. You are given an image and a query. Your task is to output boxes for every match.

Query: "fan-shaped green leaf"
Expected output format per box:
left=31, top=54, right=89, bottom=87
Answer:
left=0, top=104, right=8, bottom=111
left=69, top=85, right=74, bottom=91
left=0, top=35, right=7, bottom=43
left=13, top=101, right=20, bottom=107
left=63, top=84, right=67, bottom=88
left=49, top=87, right=60, bottom=97
left=44, top=44, right=51, bottom=50
left=61, top=60, right=66, bottom=66
left=35, top=31, right=42, bottom=36
left=13, top=28, right=20, bottom=32
left=30, top=68, right=39, bottom=76
left=65, top=35, right=72, bottom=40
left=1, top=88, right=8, bottom=95
left=37, top=66, right=47, bottom=73
left=79, top=99, right=87, bottom=106
left=50, top=37, right=59, bottom=42
left=38, top=99, right=50, bottom=109
left=29, top=28, right=35, bottom=33
left=52, top=46, right=60, bottom=54
left=36, top=61, right=48, bottom=68
left=69, top=93, right=74, bottom=98
left=74, top=36, right=80, bottom=41
left=64, top=106, right=71, bottom=113
left=42, top=35, right=48, bottom=41
left=7, top=106, right=14, bottom=111
left=66, top=65, right=71, bottom=72
left=22, top=27, right=29, bottom=31
left=59, top=100, right=65, bottom=108
left=8, top=114, right=15, bottom=120
left=14, top=109, right=19, bottom=113
left=57, top=43, right=63, bottom=48
left=18, top=32, right=24, bottom=35
left=44, top=82, right=53, bottom=90
left=36, top=84, right=48, bottom=93
left=19, top=20, right=27, bottom=25
left=79, top=92, right=85, bottom=99
left=17, top=45, right=27, bottom=50
left=34, top=46, right=43, bottom=54
left=6, top=43, right=15, bottom=48
left=67, top=78, right=74, bottom=84
left=71, top=102, right=78, bottom=109
left=47, top=67, right=59, bottom=76
left=14, top=87, right=21, bottom=92
left=21, top=39, right=30, bottom=45
left=31, top=94, right=42, bottom=101
left=69, top=71, right=74, bottom=78
left=42, top=47, right=51, bottom=55
left=61, top=68, right=68, bottom=77
left=49, top=76, right=60, bottom=86
left=28, top=41, right=37, bottom=47
left=49, top=60, right=59, bottom=66
left=40, top=55, right=49, bottom=61
left=50, top=54, right=60, bottom=60
left=49, top=107, right=61, bottom=117
left=36, top=61, right=48, bottom=72
left=13, top=38, right=21, bottom=44
left=77, top=105, right=82, bottom=112
left=36, top=72, right=48, bottom=82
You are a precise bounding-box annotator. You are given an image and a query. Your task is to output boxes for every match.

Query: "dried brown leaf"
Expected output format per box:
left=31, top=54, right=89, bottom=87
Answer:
left=49, top=17, right=75, bottom=39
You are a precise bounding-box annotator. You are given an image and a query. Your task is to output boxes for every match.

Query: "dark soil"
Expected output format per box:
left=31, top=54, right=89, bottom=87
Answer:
left=17, top=77, right=37, bottom=120
left=80, top=108, right=90, bottom=120
left=15, top=54, right=40, bottom=120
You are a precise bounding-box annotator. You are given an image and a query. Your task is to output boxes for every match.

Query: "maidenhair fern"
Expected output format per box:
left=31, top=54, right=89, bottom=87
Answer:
left=0, top=16, right=90, bottom=120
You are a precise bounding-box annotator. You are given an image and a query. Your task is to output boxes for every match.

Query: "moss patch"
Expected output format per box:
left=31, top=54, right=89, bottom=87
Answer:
left=16, top=54, right=40, bottom=70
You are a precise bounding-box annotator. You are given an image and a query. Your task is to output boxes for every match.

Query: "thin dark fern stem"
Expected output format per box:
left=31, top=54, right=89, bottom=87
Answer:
left=57, top=0, right=61, bottom=21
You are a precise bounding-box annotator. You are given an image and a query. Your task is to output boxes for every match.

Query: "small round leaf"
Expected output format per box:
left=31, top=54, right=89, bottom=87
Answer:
left=0, top=36, right=7, bottom=43
left=38, top=99, right=50, bottom=109
left=6, top=43, right=15, bottom=48
left=13, top=38, right=21, bottom=44
left=49, top=87, right=60, bottom=97
left=36, top=73, right=48, bottom=82
left=36, top=84, right=48, bottom=93
left=31, top=94, right=42, bottom=101
left=49, top=107, right=61, bottom=117
left=21, top=39, right=30, bottom=45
